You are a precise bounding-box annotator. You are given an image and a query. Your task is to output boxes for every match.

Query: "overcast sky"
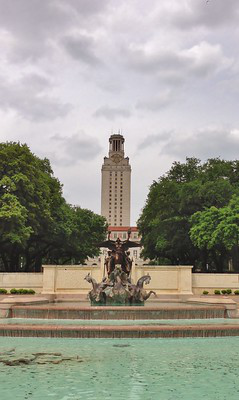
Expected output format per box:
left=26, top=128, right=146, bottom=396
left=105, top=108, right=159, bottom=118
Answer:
left=1, top=0, right=239, bottom=224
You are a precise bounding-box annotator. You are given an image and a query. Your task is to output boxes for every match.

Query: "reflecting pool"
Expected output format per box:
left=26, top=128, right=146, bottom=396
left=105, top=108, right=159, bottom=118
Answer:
left=0, top=336, right=239, bottom=399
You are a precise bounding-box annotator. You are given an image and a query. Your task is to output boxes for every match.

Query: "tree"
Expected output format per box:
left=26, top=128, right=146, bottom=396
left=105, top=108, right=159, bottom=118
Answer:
left=190, top=196, right=239, bottom=272
left=138, top=157, right=239, bottom=271
left=43, top=205, right=107, bottom=265
left=0, top=142, right=107, bottom=272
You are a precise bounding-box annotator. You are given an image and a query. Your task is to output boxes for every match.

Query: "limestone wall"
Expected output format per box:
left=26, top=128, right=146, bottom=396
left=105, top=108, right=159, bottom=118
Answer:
left=42, top=264, right=193, bottom=295
left=192, top=273, right=239, bottom=294
left=0, top=273, right=43, bottom=293
left=1, top=267, right=239, bottom=295
left=42, top=265, right=102, bottom=294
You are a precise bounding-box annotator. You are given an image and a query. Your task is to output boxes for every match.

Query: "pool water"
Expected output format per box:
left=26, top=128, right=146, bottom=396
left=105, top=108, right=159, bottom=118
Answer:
left=0, top=336, right=239, bottom=400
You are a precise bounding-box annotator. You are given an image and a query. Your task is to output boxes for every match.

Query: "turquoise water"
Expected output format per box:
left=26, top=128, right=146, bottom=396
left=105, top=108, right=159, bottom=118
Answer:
left=1, top=317, right=239, bottom=326
left=0, top=336, right=239, bottom=399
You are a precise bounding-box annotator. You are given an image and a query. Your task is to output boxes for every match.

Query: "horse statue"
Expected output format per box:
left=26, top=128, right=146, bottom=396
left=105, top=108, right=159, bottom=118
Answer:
left=84, top=273, right=107, bottom=305
left=85, top=232, right=156, bottom=305
left=104, top=265, right=131, bottom=304
left=129, top=275, right=157, bottom=304
left=85, top=271, right=157, bottom=306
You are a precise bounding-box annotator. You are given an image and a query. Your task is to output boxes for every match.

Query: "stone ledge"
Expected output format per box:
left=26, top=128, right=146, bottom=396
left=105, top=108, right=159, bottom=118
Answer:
left=1, top=323, right=239, bottom=338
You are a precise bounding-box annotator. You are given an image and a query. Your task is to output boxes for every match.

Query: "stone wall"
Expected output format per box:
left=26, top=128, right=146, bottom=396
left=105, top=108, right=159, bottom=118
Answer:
left=42, top=264, right=193, bottom=295
left=192, top=273, right=239, bottom=294
left=1, top=267, right=239, bottom=295
left=42, top=265, right=102, bottom=295
left=0, top=273, right=43, bottom=293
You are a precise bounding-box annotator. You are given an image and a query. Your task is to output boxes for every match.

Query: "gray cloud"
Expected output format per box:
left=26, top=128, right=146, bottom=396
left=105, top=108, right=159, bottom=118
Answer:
left=126, top=41, right=232, bottom=83
left=93, top=105, right=131, bottom=120
left=0, top=0, right=109, bottom=62
left=0, top=73, right=72, bottom=121
left=160, top=126, right=239, bottom=160
left=136, top=90, right=176, bottom=111
left=64, top=0, right=109, bottom=16
left=170, top=0, right=239, bottom=30
left=51, top=134, right=102, bottom=166
left=62, top=34, right=101, bottom=65
left=138, top=131, right=172, bottom=150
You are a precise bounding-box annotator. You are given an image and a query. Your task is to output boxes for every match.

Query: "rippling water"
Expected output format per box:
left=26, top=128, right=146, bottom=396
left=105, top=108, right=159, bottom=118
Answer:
left=0, top=336, right=239, bottom=399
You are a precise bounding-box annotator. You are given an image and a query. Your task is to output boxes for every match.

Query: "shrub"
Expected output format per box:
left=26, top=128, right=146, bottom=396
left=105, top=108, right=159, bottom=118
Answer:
left=0, top=288, right=7, bottom=294
left=27, top=289, right=35, bottom=295
left=226, top=289, right=232, bottom=295
left=19, top=289, right=29, bottom=294
left=221, top=289, right=227, bottom=295
left=10, top=288, right=36, bottom=295
left=10, top=288, right=18, bottom=294
left=203, top=290, right=209, bottom=295
left=234, top=290, right=239, bottom=295
left=214, top=290, right=221, bottom=295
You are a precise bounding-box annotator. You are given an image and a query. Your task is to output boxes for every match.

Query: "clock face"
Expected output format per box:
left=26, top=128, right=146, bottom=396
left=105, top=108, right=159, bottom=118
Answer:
left=111, top=154, right=122, bottom=163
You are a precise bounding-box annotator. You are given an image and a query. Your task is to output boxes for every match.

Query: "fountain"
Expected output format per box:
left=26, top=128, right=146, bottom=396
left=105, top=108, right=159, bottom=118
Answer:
left=85, top=235, right=156, bottom=305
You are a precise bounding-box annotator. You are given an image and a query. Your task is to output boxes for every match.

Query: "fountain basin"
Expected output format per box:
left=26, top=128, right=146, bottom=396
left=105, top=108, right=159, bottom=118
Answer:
left=10, top=304, right=227, bottom=320
left=1, top=336, right=239, bottom=399
left=1, top=320, right=239, bottom=338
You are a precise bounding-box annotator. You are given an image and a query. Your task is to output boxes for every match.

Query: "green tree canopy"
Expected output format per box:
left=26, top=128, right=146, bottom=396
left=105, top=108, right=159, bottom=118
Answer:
left=190, top=196, right=239, bottom=272
left=0, top=142, right=107, bottom=272
left=138, top=157, right=239, bottom=271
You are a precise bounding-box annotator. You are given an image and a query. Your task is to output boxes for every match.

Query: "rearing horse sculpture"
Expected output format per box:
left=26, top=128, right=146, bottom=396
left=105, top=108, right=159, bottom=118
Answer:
left=84, top=232, right=156, bottom=305
left=129, top=275, right=157, bottom=303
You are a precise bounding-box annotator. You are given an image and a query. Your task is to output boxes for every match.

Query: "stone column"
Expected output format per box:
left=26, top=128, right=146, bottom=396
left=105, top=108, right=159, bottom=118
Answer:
left=177, top=266, right=193, bottom=294
left=42, top=265, right=57, bottom=294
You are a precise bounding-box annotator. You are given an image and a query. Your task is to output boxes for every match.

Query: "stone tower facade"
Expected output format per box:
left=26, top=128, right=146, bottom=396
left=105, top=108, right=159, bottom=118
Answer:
left=101, top=134, right=131, bottom=226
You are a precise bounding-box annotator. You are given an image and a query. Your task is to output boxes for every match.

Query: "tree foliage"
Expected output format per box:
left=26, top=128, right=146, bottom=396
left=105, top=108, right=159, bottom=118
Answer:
left=138, top=157, right=239, bottom=271
left=0, top=142, right=107, bottom=272
left=190, top=196, right=239, bottom=272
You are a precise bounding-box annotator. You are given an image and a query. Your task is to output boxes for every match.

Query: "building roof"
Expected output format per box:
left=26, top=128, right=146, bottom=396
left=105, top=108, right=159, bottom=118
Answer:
left=108, top=226, right=138, bottom=232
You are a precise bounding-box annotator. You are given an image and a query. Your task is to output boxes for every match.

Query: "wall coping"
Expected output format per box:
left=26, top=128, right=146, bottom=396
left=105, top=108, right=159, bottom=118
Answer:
left=42, top=265, right=101, bottom=270
left=134, top=265, right=193, bottom=270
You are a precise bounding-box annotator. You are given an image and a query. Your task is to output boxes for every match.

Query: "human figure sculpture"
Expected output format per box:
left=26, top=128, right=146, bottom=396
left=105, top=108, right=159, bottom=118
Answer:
left=85, top=232, right=156, bottom=305
left=99, top=234, right=139, bottom=277
left=104, top=251, right=112, bottom=275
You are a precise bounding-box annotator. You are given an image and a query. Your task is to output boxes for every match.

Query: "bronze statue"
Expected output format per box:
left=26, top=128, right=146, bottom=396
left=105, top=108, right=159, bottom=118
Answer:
left=85, top=233, right=156, bottom=305
left=99, top=233, right=138, bottom=277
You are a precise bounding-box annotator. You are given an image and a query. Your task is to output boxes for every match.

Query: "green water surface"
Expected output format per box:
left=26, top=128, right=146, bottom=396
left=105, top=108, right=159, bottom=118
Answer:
left=0, top=336, right=239, bottom=400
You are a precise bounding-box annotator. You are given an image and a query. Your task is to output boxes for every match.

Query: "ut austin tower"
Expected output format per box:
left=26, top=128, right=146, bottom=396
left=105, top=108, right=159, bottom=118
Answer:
left=101, top=133, right=131, bottom=227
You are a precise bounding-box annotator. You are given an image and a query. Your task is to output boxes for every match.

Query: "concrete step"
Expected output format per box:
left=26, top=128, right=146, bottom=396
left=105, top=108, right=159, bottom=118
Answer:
left=10, top=305, right=227, bottom=320
left=0, top=323, right=239, bottom=338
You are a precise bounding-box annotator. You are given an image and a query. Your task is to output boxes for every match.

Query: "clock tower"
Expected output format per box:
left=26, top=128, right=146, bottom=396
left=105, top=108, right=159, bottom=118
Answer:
left=101, top=133, right=131, bottom=226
